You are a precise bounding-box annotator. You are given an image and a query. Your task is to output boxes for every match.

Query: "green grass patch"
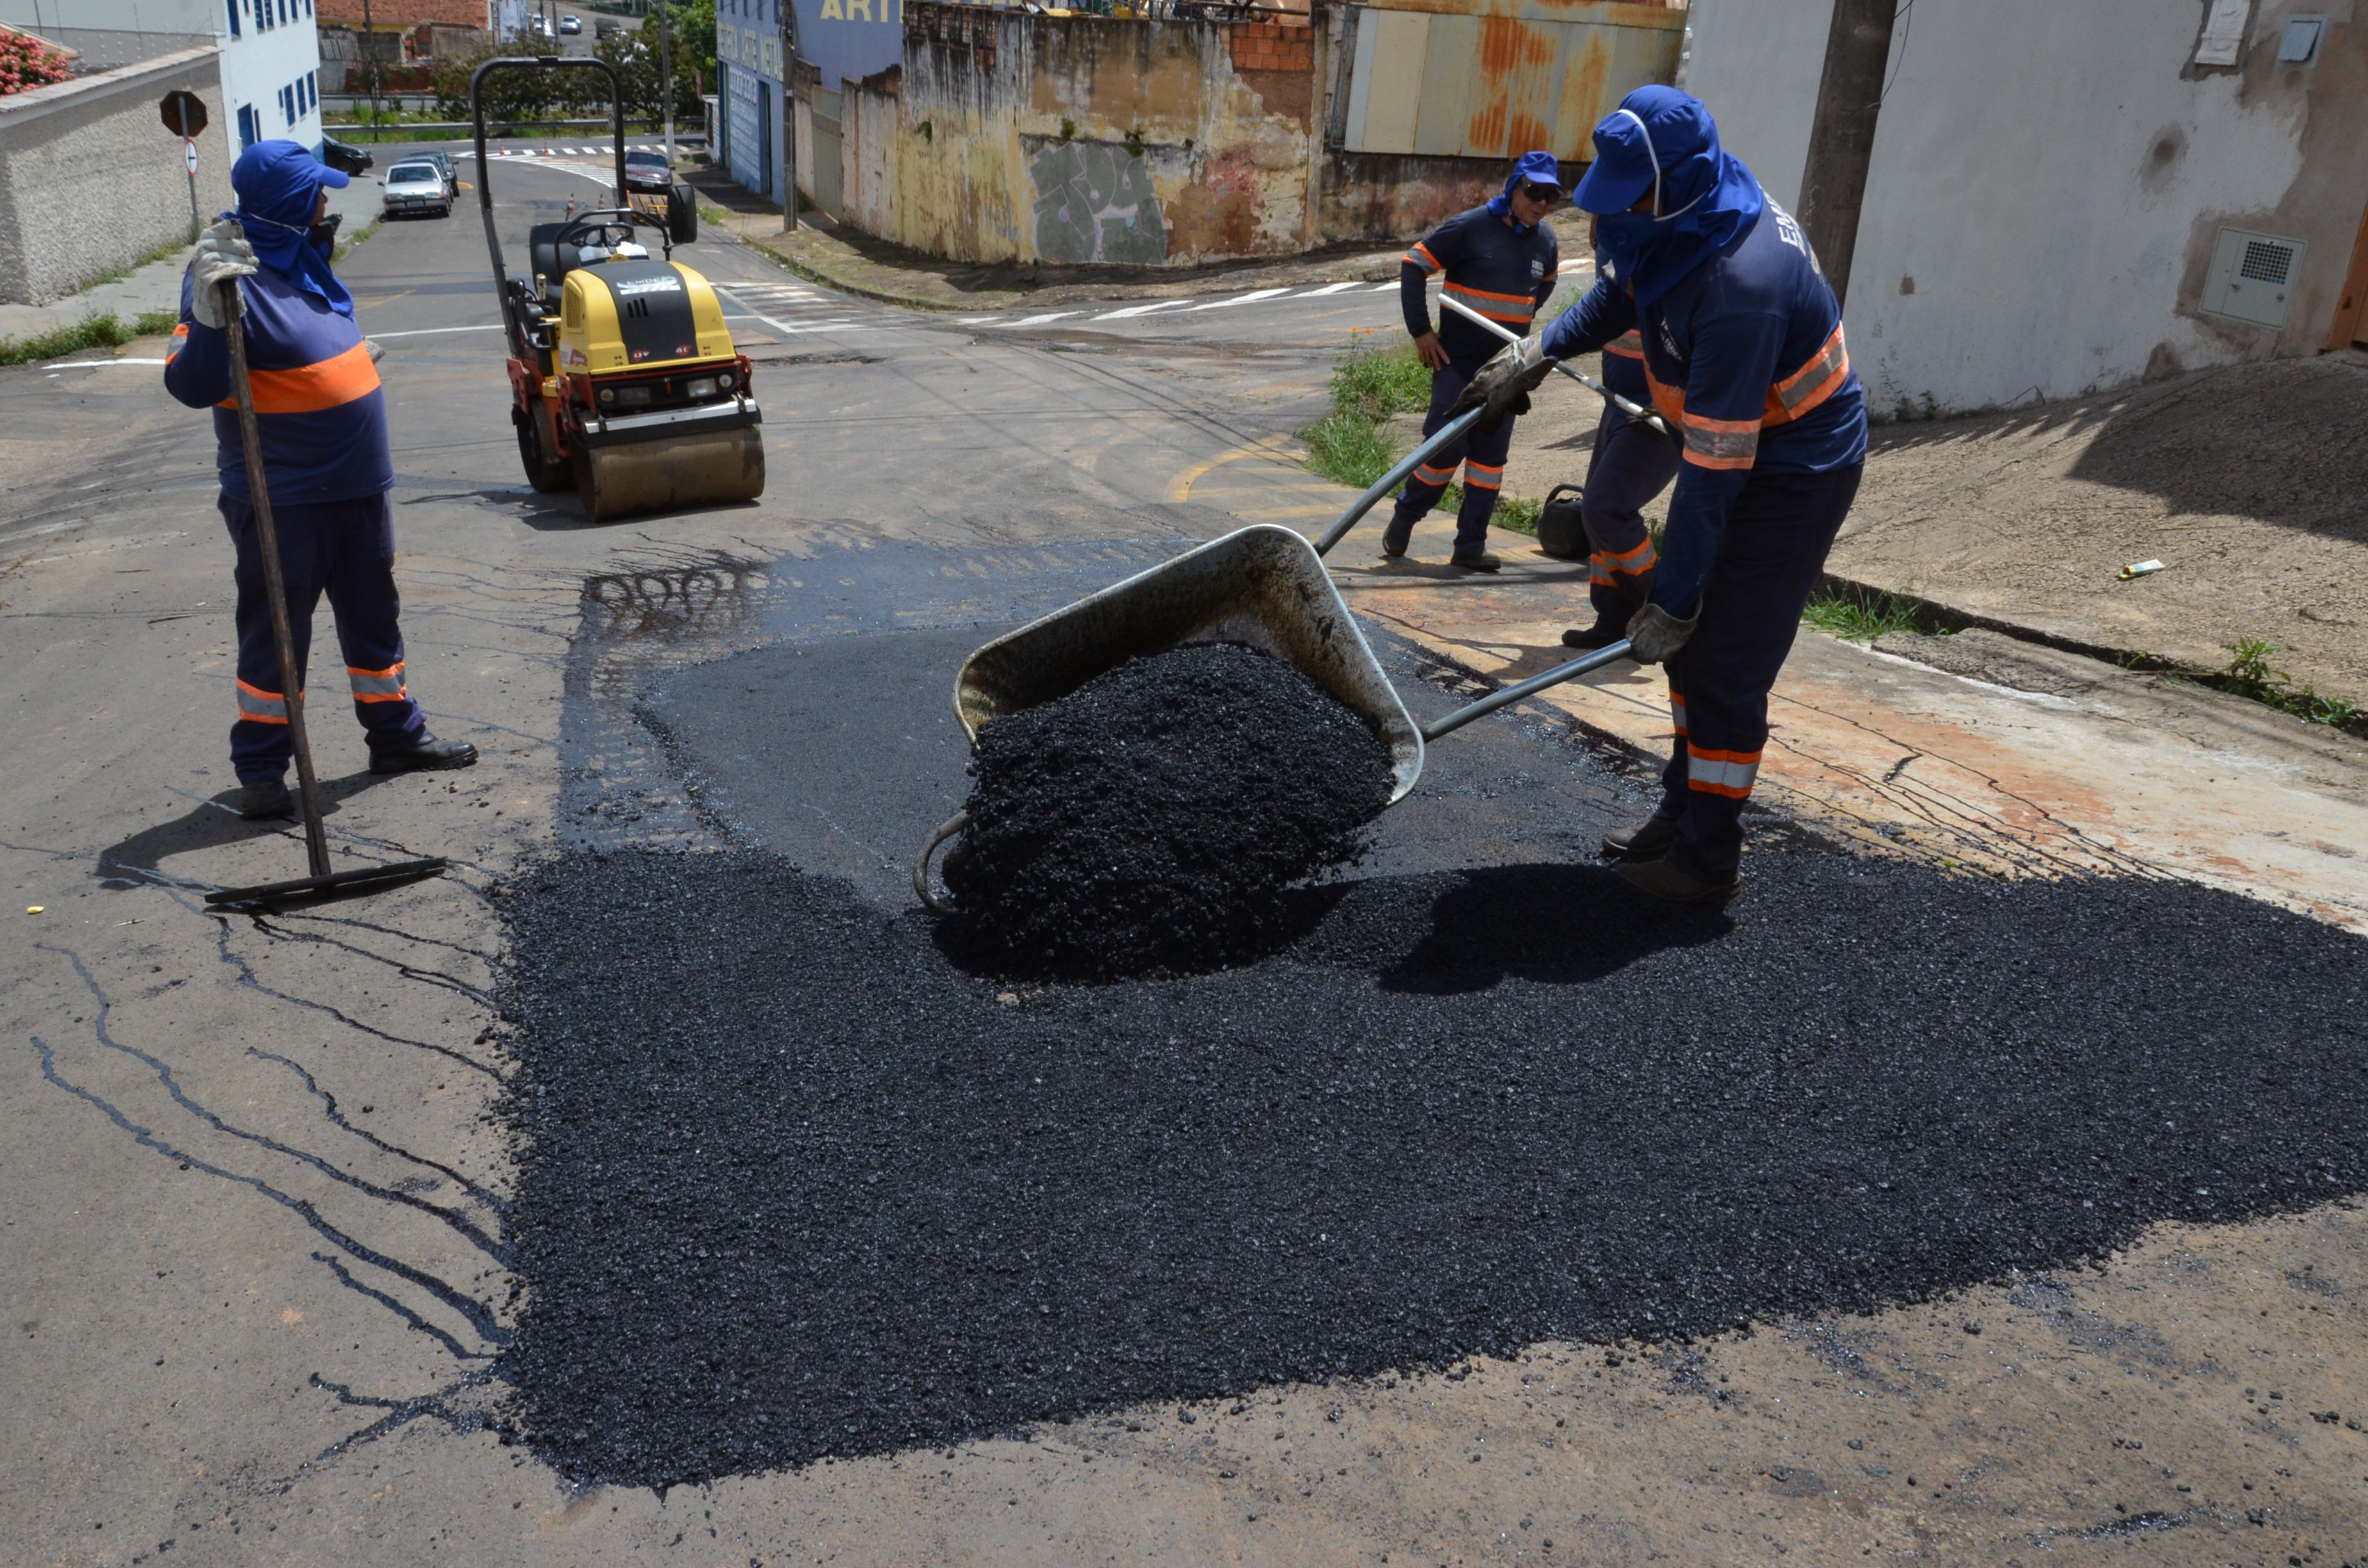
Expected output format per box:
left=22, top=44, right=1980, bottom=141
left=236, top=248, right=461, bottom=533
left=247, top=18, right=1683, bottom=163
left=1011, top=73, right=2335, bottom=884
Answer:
left=1800, top=584, right=1935, bottom=641
left=2212, top=637, right=2359, bottom=730
left=1328, top=336, right=1431, bottom=421
left=0, top=315, right=139, bottom=368
left=1300, top=410, right=1395, bottom=492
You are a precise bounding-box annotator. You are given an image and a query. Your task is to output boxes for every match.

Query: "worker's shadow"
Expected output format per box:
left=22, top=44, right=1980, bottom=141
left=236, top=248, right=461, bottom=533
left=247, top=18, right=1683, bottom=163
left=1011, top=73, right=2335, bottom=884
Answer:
left=1337, top=862, right=1731, bottom=994
left=94, top=774, right=404, bottom=891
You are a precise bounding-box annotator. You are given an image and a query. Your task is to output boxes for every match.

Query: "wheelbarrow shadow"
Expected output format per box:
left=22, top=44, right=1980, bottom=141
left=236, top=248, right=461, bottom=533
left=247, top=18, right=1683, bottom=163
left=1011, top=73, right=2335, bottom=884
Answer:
left=1299, top=862, right=1732, bottom=994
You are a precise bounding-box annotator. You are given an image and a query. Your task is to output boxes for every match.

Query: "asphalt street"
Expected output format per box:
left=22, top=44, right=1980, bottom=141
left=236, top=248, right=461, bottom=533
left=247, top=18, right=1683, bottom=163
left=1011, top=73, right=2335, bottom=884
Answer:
left=6, top=164, right=2368, bottom=1567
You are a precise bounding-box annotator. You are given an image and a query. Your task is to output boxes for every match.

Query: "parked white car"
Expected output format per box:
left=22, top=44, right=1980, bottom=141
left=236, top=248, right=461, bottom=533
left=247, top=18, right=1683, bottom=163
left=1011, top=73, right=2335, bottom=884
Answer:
left=379, top=160, right=453, bottom=220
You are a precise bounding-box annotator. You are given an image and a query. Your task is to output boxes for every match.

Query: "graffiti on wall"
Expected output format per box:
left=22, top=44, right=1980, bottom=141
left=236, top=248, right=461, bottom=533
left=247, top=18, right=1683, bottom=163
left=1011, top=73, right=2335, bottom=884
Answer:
left=1026, top=139, right=1169, bottom=266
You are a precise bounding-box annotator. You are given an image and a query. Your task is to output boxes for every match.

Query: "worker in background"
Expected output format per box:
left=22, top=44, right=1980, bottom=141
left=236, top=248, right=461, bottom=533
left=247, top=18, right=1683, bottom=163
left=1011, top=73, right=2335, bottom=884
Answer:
left=1385, top=150, right=1565, bottom=573
left=1559, top=231, right=1680, bottom=649
left=166, top=140, right=476, bottom=822
left=1458, top=86, right=1867, bottom=904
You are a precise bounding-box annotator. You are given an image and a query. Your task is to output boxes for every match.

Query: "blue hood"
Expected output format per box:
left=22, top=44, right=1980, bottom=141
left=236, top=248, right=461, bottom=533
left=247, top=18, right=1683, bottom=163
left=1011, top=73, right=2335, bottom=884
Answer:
left=1573, top=87, right=1763, bottom=309
left=229, top=140, right=354, bottom=320
left=1484, top=149, right=1565, bottom=234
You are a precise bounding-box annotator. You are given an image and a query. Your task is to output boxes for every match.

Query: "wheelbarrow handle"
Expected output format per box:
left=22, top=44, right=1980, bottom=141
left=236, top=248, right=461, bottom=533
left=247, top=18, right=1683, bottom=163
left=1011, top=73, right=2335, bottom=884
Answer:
left=1418, top=640, right=1633, bottom=744
left=1436, top=294, right=1677, bottom=441
left=912, top=809, right=969, bottom=914
left=1313, top=405, right=1489, bottom=557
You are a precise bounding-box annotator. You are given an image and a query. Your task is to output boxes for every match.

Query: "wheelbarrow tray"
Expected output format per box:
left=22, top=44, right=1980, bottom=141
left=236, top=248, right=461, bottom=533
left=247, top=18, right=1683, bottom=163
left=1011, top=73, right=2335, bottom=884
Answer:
left=953, top=524, right=1426, bottom=804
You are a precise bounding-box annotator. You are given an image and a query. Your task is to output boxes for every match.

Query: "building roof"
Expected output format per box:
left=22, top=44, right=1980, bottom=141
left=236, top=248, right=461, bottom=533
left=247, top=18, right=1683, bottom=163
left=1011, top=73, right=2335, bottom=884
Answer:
left=317, top=0, right=490, bottom=26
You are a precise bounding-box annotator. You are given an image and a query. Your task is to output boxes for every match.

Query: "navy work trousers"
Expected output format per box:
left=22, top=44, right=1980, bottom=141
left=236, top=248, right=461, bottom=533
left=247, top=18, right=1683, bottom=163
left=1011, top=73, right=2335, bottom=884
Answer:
left=1659, top=464, right=1864, bottom=883
left=1581, top=404, right=1680, bottom=626
left=1390, top=362, right=1515, bottom=551
left=222, top=492, right=425, bottom=785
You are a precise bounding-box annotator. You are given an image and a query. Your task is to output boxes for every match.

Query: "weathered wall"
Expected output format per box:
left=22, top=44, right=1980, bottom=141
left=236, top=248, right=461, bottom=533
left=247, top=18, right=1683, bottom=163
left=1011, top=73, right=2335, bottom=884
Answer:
left=847, top=5, right=1327, bottom=266
left=0, top=46, right=231, bottom=306
left=1686, top=0, right=2368, bottom=414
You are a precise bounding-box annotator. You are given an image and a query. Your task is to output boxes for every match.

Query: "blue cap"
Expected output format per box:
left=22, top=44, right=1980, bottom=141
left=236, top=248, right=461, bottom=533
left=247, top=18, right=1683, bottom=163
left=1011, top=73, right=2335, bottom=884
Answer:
left=1508, top=149, right=1565, bottom=195
left=1572, top=86, right=1716, bottom=216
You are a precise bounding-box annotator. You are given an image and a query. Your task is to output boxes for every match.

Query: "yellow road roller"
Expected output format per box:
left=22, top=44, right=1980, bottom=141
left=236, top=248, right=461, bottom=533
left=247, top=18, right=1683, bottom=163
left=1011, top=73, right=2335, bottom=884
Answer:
left=471, top=56, right=764, bottom=523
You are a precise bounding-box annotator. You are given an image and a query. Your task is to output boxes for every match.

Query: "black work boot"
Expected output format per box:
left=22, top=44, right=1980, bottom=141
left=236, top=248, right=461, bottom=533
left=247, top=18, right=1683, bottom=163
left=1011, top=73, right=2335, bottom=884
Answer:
left=234, top=780, right=293, bottom=820
left=1381, top=516, right=1415, bottom=559
left=1613, top=856, right=1742, bottom=906
left=1449, top=548, right=1502, bottom=573
left=369, top=733, right=479, bottom=775
left=1602, top=810, right=1679, bottom=860
left=1561, top=617, right=1627, bottom=649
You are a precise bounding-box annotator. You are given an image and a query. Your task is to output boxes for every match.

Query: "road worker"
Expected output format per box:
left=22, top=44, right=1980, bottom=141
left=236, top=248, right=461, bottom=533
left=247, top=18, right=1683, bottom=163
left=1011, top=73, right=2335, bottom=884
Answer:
left=1558, top=227, right=1679, bottom=649
left=1385, top=149, right=1566, bottom=573
left=1459, top=86, right=1868, bottom=904
left=165, top=140, right=476, bottom=821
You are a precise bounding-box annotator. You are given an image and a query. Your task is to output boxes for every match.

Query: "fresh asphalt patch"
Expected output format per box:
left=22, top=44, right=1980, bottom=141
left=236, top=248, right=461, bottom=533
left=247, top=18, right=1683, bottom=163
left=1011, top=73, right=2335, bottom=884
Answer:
left=501, top=617, right=2368, bottom=1490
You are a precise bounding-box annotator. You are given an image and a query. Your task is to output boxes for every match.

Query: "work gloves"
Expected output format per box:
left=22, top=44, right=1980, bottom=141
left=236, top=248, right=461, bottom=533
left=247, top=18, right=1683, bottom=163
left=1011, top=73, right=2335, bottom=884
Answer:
left=1451, top=334, right=1555, bottom=429
left=190, top=218, right=257, bottom=330
left=1624, top=603, right=1699, bottom=664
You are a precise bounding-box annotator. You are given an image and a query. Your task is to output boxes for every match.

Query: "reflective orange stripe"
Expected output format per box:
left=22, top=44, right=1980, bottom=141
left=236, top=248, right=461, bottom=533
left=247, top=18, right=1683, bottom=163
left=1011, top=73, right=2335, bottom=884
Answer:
left=1461, top=460, right=1503, bottom=491
left=1413, top=462, right=1455, bottom=486
left=1644, top=365, right=1685, bottom=430
left=1686, top=742, right=1761, bottom=799
left=348, top=662, right=407, bottom=703
left=1765, top=323, right=1849, bottom=425
left=1406, top=241, right=1442, bottom=274
left=1681, top=411, right=1760, bottom=471
left=167, top=322, right=190, bottom=361
left=1604, top=329, right=1645, bottom=360
left=1668, top=690, right=1687, bottom=736
left=1603, top=536, right=1657, bottom=573
left=216, top=340, right=380, bottom=414
left=1590, top=551, right=1612, bottom=587
left=1442, top=281, right=1534, bottom=324
left=236, top=678, right=296, bottom=724
left=1443, top=281, right=1538, bottom=307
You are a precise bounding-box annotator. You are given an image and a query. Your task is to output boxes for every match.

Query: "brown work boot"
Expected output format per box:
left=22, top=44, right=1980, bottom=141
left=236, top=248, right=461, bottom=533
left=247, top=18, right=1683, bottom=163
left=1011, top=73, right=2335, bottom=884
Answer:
left=1381, top=516, right=1415, bottom=558
left=1449, top=548, right=1502, bottom=573
left=233, top=780, right=293, bottom=821
left=1561, top=617, right=1627, bottom=649
left=1613, top=856, right=1742, bottom=906
left=1601, top=811, right=1679, bottom=860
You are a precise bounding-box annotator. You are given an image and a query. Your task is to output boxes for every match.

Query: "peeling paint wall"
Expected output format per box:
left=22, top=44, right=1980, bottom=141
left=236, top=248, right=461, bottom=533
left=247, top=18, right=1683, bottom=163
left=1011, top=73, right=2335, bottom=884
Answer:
left=844, top=0, right=1677, bottom=265
left=1686, top=0, right=2368, bottom=414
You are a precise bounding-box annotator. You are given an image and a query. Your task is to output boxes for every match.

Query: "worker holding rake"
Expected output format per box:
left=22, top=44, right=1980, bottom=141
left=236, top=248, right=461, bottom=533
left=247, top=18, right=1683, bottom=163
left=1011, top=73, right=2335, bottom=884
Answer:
left=166, top=141, right=477, bottom=821
left=1459, top=87, right=1868, bottom=906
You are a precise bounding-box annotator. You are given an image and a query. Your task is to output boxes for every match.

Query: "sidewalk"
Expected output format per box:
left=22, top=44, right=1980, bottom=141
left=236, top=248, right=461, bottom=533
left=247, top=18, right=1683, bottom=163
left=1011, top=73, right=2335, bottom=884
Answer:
left=689, top=165, right=1595, bottom=313
left=0, top=178, right=381, bottom=351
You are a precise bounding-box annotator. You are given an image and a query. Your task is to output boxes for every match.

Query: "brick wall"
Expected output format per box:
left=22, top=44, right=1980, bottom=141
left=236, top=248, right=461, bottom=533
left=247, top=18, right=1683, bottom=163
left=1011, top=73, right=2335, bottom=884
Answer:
left=1226, top=19, right=1313, bottom=76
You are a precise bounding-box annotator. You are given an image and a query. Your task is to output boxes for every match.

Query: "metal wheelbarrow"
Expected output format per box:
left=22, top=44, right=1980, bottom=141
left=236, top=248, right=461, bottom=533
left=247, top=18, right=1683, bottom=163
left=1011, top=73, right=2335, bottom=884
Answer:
left=911, top=523, right=1636, bottom=910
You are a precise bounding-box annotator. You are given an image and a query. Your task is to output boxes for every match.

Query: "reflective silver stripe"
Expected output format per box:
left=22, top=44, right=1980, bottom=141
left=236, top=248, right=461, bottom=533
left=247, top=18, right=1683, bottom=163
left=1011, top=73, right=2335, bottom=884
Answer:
left=1669, top=694, right=1686, bottom=733
left=348, top=667, right=406, bottom=698
left=1775, top=326, right=1849, bottom=415
left=236, top=682, right=289, bottom=721
left=1682, top=423, right=1760, bottom=464
left=1686, top=745, right=1761, bottom=797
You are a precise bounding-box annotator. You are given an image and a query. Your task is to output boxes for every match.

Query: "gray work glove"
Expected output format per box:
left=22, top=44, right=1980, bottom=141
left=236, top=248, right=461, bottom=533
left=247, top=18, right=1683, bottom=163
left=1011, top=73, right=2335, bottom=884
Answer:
left=190, top=218, right=258, bottom=330
left=1451, top=334, right=1554, bottom=428
left=365, top=338, right=384, bottom=363
left=1625, top=602, right=1699, bottom=664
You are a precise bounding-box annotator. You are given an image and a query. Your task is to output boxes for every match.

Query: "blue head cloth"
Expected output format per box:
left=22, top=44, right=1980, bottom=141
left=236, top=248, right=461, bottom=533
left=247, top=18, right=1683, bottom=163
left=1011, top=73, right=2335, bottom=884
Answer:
left=1485, top=149, right=1566, bottom=233
left=1572, top=86, right=1764, bottom=307
left=229, top=140, right=354, bottom=320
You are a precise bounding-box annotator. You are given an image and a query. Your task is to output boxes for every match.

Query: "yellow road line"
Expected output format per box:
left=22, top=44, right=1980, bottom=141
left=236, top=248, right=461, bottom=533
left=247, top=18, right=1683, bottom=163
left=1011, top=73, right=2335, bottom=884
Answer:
left=1162, top=437, right=1300, bottom=503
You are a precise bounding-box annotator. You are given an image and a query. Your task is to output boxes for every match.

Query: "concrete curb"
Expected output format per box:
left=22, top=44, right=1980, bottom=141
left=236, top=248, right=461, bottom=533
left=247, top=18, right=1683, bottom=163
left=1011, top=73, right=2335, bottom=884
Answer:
left=736, top=233, right=991, bottom=314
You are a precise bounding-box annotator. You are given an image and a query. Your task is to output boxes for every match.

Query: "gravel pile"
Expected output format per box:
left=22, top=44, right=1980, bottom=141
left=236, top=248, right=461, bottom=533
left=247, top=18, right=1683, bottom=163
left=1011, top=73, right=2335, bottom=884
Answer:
left=941, top=641, right=1394, bottom=978
left=496, top=849, right=2368, bottom=1489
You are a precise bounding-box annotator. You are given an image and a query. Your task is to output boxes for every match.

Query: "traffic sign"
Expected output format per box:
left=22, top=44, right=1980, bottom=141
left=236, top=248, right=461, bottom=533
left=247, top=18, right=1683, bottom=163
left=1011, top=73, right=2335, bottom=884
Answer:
left=184, top=139, right=199, bottom=176
left=159, top=89, right=209, bottom=138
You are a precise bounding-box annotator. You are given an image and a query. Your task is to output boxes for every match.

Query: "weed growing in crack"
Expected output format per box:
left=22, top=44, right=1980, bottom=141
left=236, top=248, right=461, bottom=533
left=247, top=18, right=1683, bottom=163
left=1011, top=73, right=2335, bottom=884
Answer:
left=2216, top=637, right=2359, bottom=729
left=1802, top=585, right=1935, bottom=641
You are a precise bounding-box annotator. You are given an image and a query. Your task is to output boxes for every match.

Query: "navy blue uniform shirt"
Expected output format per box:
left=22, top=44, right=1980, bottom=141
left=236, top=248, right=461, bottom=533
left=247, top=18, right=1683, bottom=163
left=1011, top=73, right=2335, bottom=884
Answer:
left=1401, top=205, right=1561, bottom=372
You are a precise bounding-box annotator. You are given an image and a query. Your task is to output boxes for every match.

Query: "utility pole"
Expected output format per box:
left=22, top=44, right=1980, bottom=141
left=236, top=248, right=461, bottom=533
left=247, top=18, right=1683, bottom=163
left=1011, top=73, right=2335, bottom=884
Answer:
left=779, top=0, right=798, bottom=231
left=1795, top=0, right=1899, bottom=311
left=361, top=0, right=380, bottom=127
left=659, top=0, right=675, bottom=169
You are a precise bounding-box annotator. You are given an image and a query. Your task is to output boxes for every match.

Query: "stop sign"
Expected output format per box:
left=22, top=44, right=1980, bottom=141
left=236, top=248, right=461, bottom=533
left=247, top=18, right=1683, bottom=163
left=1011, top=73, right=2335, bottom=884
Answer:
left=159, top=90, right=208, bottom=138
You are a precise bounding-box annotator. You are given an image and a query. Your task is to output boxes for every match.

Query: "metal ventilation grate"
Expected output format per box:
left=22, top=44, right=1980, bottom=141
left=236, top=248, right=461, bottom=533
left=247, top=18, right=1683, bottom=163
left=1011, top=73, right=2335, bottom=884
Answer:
left=2240, top=240, right=2296, bottom=284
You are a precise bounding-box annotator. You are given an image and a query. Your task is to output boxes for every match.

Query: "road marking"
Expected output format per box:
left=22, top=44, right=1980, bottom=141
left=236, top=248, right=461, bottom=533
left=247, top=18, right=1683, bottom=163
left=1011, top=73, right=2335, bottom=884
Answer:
left=367, top=323, right=505, bottom=339
left=1005, top=311, right=1080, bottom=327
left=1296, top=281, right=1365, bottom=297
left=1092, top=299, right=1194, bottom=320
left=1162, top=436, right=1300, bottom=503
left=1187, top=288, right=1291, bottom=311
left=1221, top=504, right=1342, bottom=519
left=41, top=358, right=169, bottom=369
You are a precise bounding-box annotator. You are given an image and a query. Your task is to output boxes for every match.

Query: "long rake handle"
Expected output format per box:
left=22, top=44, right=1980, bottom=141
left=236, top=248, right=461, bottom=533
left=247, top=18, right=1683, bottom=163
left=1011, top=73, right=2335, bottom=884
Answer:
left=1436, top=294, right=1676, bottom=440
left=223, top=279, right=333, bottom=881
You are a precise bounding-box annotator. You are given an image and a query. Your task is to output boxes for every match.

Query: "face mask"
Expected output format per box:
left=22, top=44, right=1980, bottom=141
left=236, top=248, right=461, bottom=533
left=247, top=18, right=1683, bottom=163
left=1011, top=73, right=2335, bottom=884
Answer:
left=1590, top=110, right=1709, bottom=289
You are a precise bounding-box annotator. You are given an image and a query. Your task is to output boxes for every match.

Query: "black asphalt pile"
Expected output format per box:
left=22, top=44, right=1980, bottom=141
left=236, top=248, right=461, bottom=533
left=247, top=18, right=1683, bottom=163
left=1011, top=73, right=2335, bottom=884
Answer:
left=941, top=641, right=1394, bottom=978
left=497, top=849, right=2368, bottom=1489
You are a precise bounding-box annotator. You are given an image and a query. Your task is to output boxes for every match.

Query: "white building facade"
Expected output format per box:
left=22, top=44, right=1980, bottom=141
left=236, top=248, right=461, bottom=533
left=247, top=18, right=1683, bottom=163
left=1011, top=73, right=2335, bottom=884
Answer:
left=1681, top=0, right=2368, bottom=414
left=1, top=0, right=325, bottom=169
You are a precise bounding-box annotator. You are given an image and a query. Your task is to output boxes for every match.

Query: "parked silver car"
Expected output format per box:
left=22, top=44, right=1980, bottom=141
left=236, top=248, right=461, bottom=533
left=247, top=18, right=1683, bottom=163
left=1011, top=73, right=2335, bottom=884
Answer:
left=380, top=160, right=453, bottom=218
